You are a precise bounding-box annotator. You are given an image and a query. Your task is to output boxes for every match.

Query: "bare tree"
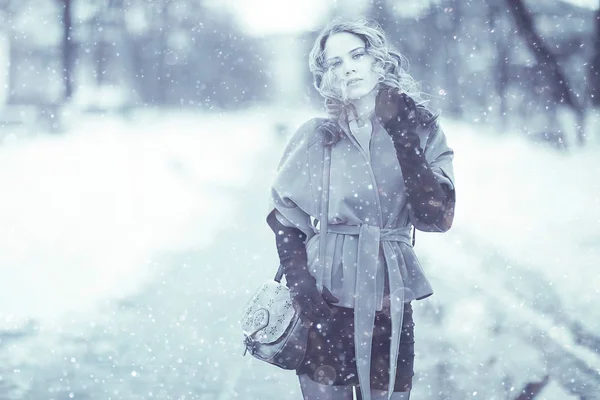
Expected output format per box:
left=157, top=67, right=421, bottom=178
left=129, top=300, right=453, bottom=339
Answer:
left=590, top=2, right=600, bottom=108
left=443, top=0, right=463, bottom=117
left=59, top=0, right=74, bottom=100
left=489, top=3, right=511, bottom=130
left=93, top=3, right=108, bottom=86
left=156, top=0, right=169, bottom=104
left=505, top=0, right=586, bottom=145
left=0, top=0, right=9, bottom=106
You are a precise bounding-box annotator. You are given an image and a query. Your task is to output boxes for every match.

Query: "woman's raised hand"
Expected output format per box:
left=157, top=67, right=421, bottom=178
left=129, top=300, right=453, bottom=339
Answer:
left=375, top=87, right=421, bottom=152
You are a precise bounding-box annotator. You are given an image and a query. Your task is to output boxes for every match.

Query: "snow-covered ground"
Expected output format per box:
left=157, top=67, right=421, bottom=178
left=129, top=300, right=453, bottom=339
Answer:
left=0, top=108, right=598, bottom=399
left=0, top=109, right=274, bottom=331
left=411, top=118, right=600, bottom=399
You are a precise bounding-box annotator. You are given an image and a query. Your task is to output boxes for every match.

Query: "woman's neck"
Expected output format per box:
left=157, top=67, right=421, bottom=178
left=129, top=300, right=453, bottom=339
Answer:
left=349, top=88, right=377, bottom=125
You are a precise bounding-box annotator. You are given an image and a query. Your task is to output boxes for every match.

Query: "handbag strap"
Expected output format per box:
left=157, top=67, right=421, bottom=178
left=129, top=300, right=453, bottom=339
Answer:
left=318, top=143, right=332, bottom=281
left=274, top=125, right=333, bottom=283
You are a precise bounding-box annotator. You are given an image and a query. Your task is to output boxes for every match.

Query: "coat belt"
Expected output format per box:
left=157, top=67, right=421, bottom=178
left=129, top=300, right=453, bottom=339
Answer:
left=321, top=224, right=412, bottom=400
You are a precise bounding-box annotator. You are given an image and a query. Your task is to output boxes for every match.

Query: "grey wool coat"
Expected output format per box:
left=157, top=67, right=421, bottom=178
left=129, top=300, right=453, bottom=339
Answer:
left=267, top=108, right=455, bottom=399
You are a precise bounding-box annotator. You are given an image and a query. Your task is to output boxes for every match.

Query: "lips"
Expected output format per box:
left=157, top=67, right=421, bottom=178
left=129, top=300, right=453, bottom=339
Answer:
left=346, top=78, right=362, bottom=86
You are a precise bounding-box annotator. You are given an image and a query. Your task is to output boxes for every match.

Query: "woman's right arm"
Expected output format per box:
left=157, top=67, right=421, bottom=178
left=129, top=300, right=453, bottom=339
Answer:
left=267, top=211, right=338, bottom=322
left=266, top=211, right=309, bottom=280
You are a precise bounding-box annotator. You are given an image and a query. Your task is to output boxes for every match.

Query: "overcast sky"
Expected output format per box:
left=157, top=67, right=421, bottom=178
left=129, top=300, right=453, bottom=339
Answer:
left=221, top=0, right=599, bottom=36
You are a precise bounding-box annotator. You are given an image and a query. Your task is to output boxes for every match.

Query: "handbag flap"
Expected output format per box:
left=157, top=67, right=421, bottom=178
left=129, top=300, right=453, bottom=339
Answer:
left=240, top=280, right=296, bottom=344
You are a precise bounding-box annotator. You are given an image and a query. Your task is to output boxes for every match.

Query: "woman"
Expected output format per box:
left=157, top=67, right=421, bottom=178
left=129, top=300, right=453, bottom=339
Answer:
left=266, top=19, right=455, bottom=400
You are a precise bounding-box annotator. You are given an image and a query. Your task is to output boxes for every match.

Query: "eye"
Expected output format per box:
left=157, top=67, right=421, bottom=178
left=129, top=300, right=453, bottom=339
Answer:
left=352, top=52, right=365, bottom=59
left=330, top=60, right=341, bottom=69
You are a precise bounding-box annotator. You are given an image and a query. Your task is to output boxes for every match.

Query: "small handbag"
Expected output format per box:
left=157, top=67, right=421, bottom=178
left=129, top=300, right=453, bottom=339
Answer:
left=240, top=135, right=332, bottom=370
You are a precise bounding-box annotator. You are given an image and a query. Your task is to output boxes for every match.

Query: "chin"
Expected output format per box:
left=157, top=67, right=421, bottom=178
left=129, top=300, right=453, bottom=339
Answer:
left=346, top=87, right=375, bottom=101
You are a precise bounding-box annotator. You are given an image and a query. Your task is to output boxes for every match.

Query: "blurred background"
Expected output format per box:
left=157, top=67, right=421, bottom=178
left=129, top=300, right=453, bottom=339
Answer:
left=0, top=0, right=598, bottom=399
left=0, top=0, right=599, bottom=142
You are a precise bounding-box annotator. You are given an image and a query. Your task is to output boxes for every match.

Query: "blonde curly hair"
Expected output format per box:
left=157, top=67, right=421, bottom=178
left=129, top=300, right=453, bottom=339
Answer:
left=308, top=18, right=437, bottom=129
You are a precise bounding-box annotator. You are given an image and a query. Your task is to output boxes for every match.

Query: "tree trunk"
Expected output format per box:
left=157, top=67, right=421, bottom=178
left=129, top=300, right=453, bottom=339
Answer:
left=94, top=12, right=107, bottom=86
left=505, top=0, right=585, bottom=145
left=0, top=7, right=9, bottom=106
left=61, top=0, right=74, bottom=100
left=156, top=0, right=169, bottom=104
left=445, top=0, right=462, bottom=117
left=589, top=3, right=600, bottom=108
left=489, top=3, right=509, bottom=131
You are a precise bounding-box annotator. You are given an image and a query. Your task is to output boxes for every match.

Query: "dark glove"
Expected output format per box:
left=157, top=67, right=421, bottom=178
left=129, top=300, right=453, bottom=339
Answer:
left=375, top=86, right=421, bottom=154
left=287, top=271, right=339, bottom=323
left=375, top=87, right=448, bottom=224
left=267, top=214, right=339, bottom=322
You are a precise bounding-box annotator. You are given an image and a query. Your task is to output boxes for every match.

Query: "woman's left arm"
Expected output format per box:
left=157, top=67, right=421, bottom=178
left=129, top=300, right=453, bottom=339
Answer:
left=376, top=89, right=456, bottom=232
left=407, top=122, right=456, bottom=232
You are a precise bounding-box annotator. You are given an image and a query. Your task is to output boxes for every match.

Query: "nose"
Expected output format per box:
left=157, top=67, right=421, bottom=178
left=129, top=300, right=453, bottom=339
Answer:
left=343, top=60, right=356, bottom=76
left=344, top=66, right=356, bottom=76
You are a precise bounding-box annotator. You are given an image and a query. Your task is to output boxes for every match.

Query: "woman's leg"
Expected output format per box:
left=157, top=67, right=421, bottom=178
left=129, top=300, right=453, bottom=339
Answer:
left=298, top=374, right=354, bottom=400
left=388, top=390, right=410, bottom=400
left=356, top=388, right=410, bottom=400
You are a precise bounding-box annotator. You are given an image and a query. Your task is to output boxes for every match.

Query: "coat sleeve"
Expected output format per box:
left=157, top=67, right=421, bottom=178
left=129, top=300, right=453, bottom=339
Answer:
left=409, top=122, right=456, bottom=232
left=266, top=119, right=323, bottom=241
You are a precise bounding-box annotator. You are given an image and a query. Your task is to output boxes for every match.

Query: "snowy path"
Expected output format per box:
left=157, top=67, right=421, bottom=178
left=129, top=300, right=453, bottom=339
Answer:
left=0, top=109, right=298, bottom=399
left=0, top=112, right=598, bottom=399
left=409, top=120, right=600, bottom=399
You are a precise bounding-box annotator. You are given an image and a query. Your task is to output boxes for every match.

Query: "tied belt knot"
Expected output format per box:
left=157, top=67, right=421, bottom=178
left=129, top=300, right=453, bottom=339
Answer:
left=317, top=223, right=412, bottom=400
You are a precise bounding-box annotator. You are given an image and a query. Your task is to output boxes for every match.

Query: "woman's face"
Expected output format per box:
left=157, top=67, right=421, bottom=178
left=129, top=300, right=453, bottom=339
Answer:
left=323, top=32, right=379, bottom=101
